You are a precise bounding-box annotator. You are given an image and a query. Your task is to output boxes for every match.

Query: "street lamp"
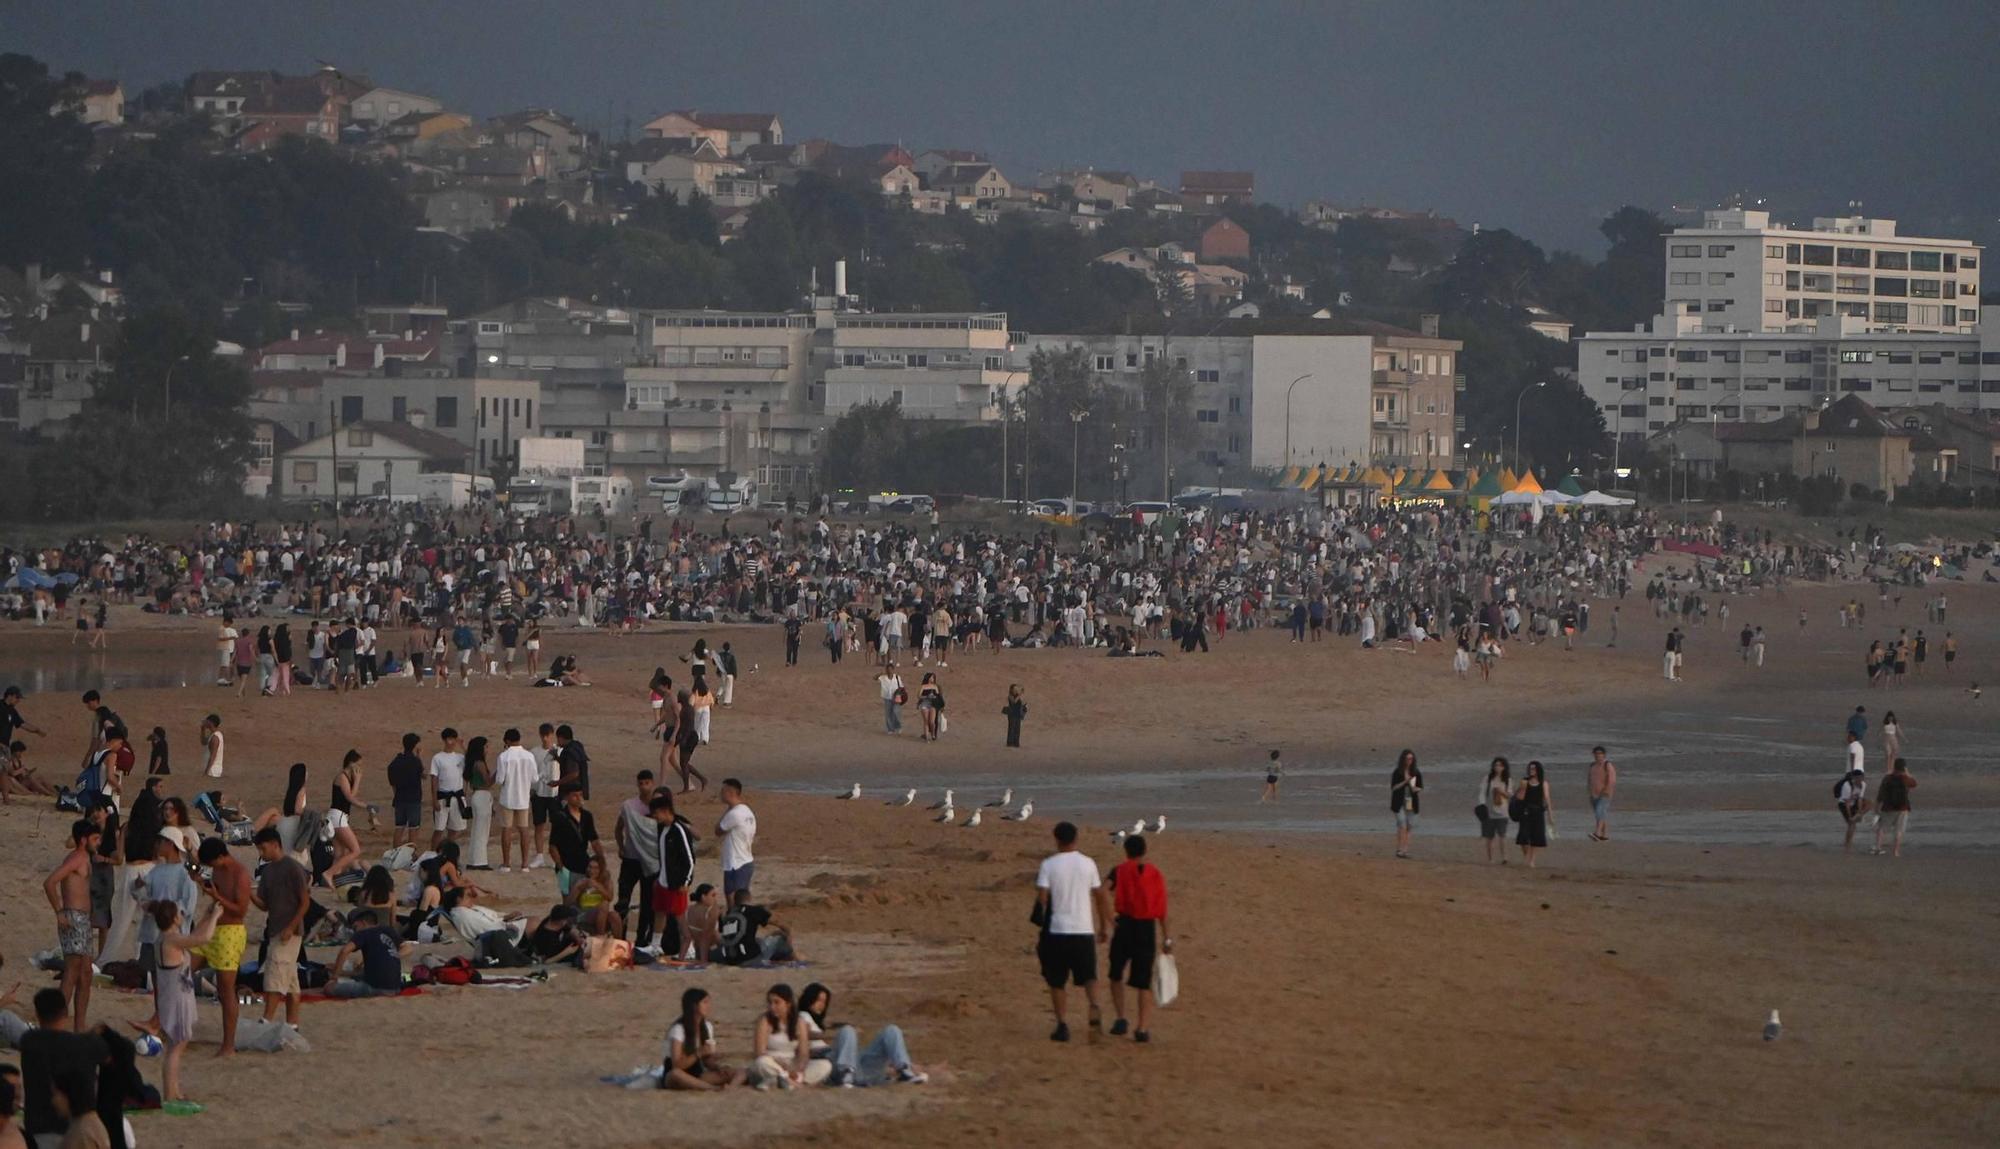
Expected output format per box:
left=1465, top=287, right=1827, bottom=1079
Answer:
left=1513, top=380, right=1546, bottom=475
left=1282, top=373, right=1313, bottom=468
left=1068, top=408, right=1088, bottom=509
left=162, top=353, right=191, bottom=420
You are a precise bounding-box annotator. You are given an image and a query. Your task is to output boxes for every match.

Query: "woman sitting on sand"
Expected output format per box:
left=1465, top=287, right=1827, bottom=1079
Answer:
left=681, top=883, right=725, bottom=962
left=798, top=982, right=929, bottom=1087
left=748, top=983, right=831, bottom=1089
left=663, top=988, right=745, bottom=1091
left=565, top=855, right=623, bottom=938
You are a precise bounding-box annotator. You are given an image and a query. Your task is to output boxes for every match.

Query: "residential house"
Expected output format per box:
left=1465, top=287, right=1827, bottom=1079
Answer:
left=913, top=149, right=986, bottom=183
left=385, top=110, right=470, bottom=143
left=81, top=80, right=124, bottom=126
left=1883, top=404, right=2000, bottom=487
left=1525, top=306, right=1573, bottom=343
left=1796, top=394, right=1914, bottom=497
left=487, top=109, right=590, bottom=176
left=0, top=336, right=27, bottom=438
left=1133, top=187, right=1184, bottom=216
left=318, top=376, right=541, bottom=473
left=1179, top=170, right=1254, bottom=212
left=18, top=313, right=109, bottom=435
left=185, top=70, right=276, bottom=117
left=876, top=163, right=921, bottom=198
left=348, top=86, right=443, bottom=127
left=276, top=420, right=470, bottom=500
left=929, top=163, right=1013, bottom=205
left=642, top=110, right=782, bottom=155
left=361, top=304, right=450, bottom=340
left=1199, top=217, right=1250, bottom=263
left=807, top=143, right=916, bottom=183
left=1714, top=417, right=1801, bottom=477
left=236, top=77, right=344, bottom=148
left=1189, top=264, right=1248, bottom=309
left=622, top=137, right=739, bottom=201
left=242, top=419, right=299, bottom=497
left=1066, top=170, right=1138, bottom=211
left=254, top=332, right=443, bottom=374
left=423, top=187, right=514, bottom=237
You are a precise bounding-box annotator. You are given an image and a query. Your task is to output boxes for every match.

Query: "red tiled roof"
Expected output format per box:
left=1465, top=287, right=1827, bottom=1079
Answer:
left=1180, top=170, right=1254, bottom=193
left=687, top=111, right=778, bottom=133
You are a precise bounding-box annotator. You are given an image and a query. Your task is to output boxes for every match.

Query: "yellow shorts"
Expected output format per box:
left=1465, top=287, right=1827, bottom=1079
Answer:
left=197, top=923, right=247, bottom=972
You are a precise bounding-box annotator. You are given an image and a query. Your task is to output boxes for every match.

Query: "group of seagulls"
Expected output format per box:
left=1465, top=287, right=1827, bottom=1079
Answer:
left=837, top=783, right=1159, bottom=837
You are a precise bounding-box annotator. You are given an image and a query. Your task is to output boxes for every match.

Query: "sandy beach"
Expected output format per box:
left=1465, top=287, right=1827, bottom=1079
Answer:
left=1, top=577, right=1995, bottom=1147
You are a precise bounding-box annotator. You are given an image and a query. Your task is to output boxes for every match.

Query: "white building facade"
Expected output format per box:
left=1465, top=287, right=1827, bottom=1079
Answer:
left=1580, top=305, right=2000, bottom=445
left=821, top=313, right=1013, bottom=422
left=1665, top=210, right=1980, bottom=335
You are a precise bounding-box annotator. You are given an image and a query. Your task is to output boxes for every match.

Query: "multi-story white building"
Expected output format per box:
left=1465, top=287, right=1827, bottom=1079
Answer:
left=625, top=311, right=816, bottom=414
left=821, top=313, right=1014, bottom=421
left=1580, top=305, right=2000, bottom=446
left=1664, top=210, right=1980, bottom=335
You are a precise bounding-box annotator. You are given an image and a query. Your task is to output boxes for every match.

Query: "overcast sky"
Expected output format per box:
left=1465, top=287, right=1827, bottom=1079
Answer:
left=14, top=0, right=2000, bottom=252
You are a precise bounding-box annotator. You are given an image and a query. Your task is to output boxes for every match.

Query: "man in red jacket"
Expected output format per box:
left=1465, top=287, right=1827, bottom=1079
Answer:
left=1106, top=834, right=1173, bottom=1043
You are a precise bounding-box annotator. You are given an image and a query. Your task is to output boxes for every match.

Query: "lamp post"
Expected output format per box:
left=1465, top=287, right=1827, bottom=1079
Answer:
left=1068, top=408, right=1088, bottom=509
left=162, top=353, right=191, bottom=420
left=1283, top=373, right=1313, bottom=469
left=1512, top=379, right=1546, bottom=475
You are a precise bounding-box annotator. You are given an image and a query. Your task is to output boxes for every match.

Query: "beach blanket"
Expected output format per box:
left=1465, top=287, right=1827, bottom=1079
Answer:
left=298, top=985, right=427, bottom=1004
left=644, top=959, right=811, bottom=974
left=465, top=976, right=540, bottom=990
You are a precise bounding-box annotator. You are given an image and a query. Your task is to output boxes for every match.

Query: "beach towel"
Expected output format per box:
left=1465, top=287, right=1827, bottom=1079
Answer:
left=298, top=985, right=427, bottom=1004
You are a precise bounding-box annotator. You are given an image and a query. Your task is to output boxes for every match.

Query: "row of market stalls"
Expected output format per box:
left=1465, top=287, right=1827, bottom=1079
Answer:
left=1274, top=463, right=1634, bottom=512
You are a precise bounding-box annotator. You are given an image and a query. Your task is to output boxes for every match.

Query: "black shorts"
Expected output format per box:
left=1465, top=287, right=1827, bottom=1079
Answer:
left=1037, top=933, right=1097, bottom=989
left=393, top=801, right=422, bottom=829
left=531, top=794, right=556, bottom=826
left=1107, top=918, right=1157, bottom=991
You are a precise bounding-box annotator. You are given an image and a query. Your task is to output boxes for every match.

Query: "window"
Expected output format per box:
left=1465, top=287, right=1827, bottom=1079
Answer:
left=291, top=461, right=318, bottom=484
left=1910, top=279, right=1941, bottom=298
left=1764, top=300, right=1785, bottom=313
left=391, top=396, right=407, bottom=422
left=1196, top=409, right=1219, bottom=423
left=1784, top=349, right=1811, bottom=364
left=1094, top=354, right=1116, bottom=371
left=1227, top=434, right=1241, bottom=453
left=1874, top=277, right=1907, bottom=297
left=904, top=354, right=928, bottom=367
left=1764, top=272, right=1785, bottom=287
left=1620, top=377, right=1646, bottom=391
left=1675, top=350, right=1708, bottom=362
left=1718, top=350, right=1740, bottom=363
left=1884, top=350, right=1912, bottom=364
left=1124, top=353, right=1138, bottom=368
left=1620, top=403, right=1646, bottom=417
left=1840, top=379, right=1873, bottom=392
left=1227, top=396, right=1241, bottom=414
left=435, top=397, right=458, bottom=427
left=1707, top=244, right=1734, bottom=257
left=1801, top=244, right=1834, bottom=266
left=335, top=462, right=357, bottom=485
left=1786, top=243, right=1801, bottom=264
left=1837, top=274, right=1869, bottom=295
left=1675, top=378, right=1705, bottom=391
left=1765, top=244, right=1785, bottom=259
left=1670, top=244, right=1701, bottom=257
left=1917, top=351, right=1942, bottom=365
left=1742, top=378, right=1771, bottom=390
left=1918, top=379, right=1944, bottom=393
left=1669, top=272, right=1700, bottom=285
left=1875, top=251, right=1908, bottom=270
left=478, top=321, right=503, bottom=335
left=1783, top=378, right=1812, bottom=391
left=345, top=429, right=373, bottom=447
left=841, top=352, right=864, bottom=367
left=525, top=399, right=533, bottom=428
left=1910, top=251, right=1941, bottom=272
left=339, top=396, right=363, bottom=424
left=1682, top=404, right=1708, bottom=418
left=1196, top=369, right=1220, bottom=383
left=1709, top=301, right=1729, bottom=313
left=1874, top=302, right=1909, bottom=323
left=1962, top=256, right=1977, bottom=270
left=1648, top=396, right=1667, bottom=406
left=1836, top=247, right=1870, bottom=268
left=1839, top=350, right=1873, bottom=363
left=1887, top=378, right=1913, bottom=392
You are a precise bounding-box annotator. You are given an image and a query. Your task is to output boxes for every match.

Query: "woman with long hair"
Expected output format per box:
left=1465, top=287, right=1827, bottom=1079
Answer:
left=1480, top=757, right=1512, bottom=864
left=464, top=735, right=493, bottom=871
left=1881, top=709, right=1903, bottom=765
left=749, top=983, right=830, bottom=1089
left=327, top=749, right=365, bottom=881
left=675, top=690, right=707, bottom=793
left=652, top=683, right=683, bottom=787
left=255, top=625, right=277, bottom=696
left=147, top=896, right=222, bottom=1102
left=917, top=672, right=943, bottom=742
left=798, top=983, right=928, bottom=1087
left=690, top=677, right=716, bottom=745
left=648, top=667, right=673, bottom=725
left=662, top=988, right=743, bottom=1091
left=159, top=795, right=198, bottom=858
left=274, top=622, right=295, bottom=697
left=1390, top=749, right=1422, bottom=859
left=1514, top=760, right=1554, bottom=868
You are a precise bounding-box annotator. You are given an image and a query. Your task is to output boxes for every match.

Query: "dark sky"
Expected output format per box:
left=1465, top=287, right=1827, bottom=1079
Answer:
left=13, top=0, right=2000, bottom=253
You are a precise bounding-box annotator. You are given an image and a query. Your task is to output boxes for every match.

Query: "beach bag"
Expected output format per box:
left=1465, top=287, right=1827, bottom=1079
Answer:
left=296, top=959, right=331, bottom=991
left=429, top=956, right=480, bottom=986
left=1154, top=953, right=1180, bottom=1008
left=1507, top=797, right=1525, bottom=822
left=1474, top=804, right=1489, bottom=824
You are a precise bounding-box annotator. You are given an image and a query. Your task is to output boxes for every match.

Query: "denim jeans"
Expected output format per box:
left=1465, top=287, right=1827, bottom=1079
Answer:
left=883, top=700, right=902, bottom=733
left=828, top=1023, right=911, bottom=1085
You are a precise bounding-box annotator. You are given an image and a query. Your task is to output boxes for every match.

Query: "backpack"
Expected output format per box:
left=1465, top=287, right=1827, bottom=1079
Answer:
left=431, top=955, right=481, bottom=985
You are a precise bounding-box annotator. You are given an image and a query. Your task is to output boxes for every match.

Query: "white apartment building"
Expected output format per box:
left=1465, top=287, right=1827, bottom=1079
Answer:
left=1580, top=305, right=2000, bottom=444
left=626, top=311, right=816, bottom=414
left=1665, top=210, right=1980, bottom=335
left=821, top=313, right=1014, bottom=421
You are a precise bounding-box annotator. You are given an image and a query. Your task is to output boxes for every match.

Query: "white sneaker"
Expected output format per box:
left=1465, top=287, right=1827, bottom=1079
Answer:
left=499, top=865, right=512, bottom=873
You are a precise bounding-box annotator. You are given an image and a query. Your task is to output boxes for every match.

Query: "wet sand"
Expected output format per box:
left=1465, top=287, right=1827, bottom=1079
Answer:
left=0, top=579, right=1996, bottom=1147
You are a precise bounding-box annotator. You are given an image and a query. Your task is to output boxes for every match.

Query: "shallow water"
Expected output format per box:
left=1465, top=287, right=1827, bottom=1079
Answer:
left=0, top=649, right=215, bottom=693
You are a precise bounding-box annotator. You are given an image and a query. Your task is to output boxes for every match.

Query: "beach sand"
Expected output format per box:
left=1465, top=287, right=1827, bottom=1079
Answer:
left=1, top=579, right=1995, bottom=1147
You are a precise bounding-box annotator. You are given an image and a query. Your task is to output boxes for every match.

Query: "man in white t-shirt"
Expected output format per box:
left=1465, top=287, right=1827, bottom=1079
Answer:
left=1034, top=821, right=1110, bottom=1043
left=428, top=727, right=468, bottom=849
left=716, top=779, right=756, bottom=907
left=1845, top=732, right=1865, bottom=777
left=491, top=727, right=539, bottom=871
left=528, top=723, right=559, bottom=869
left=216, top=617, right=238, bottom=685
left=357, top=623, right=378, bottom=687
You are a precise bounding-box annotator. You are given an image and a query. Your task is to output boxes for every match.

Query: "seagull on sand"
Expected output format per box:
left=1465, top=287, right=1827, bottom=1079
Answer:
left=837, top=783, right=860, bottom=800
left=1152, top=815, right=1167, bottom=834
left=963, top=809, right=982, bottom=827
left=984, top=788, right=1013, bottom=809
left=1110, top=829, right=1128, bottom=844
left=1128, top=818, right=1146, bottom=837
left=927, top=789, right=955, bottom=811
left=934, top=804, right=956, bottom=824
left=885, top=789, right=916, bottom=807
left=1006, top=801, right=1033, bottom=822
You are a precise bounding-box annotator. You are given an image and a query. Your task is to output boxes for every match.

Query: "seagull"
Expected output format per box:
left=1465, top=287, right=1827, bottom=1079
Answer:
left=1152, top=815, right=1167, bottom=834
left=1763, top=1009, right=1782, bottom=1041
left=837, top=783, right=860, bottom=800
left=1128, top=818, right=1146, bottom=837
left=934, top=805, right=955, bottom=824
left=962, top=809, right=982, bottom=827
left=927, top=789, right=954, bottom=811
left=1110, top=829, right=1128, bottom=844
left=885, top=788, right=915, bottom=807
left=984, top=787, right=1014, bottom=809
left=1006, top=801, right=1033, bottom=822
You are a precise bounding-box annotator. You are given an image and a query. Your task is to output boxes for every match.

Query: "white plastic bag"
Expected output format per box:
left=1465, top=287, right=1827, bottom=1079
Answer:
left=1154, top=953, right=1179, bottom=1007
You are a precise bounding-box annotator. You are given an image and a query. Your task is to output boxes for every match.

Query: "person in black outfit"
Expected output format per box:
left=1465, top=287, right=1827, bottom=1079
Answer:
left=783, top=614, right=802, bottom=666
left=1003, top=684, right=1027, bottom=748
left=555, top=725, right=591, bottom=801
left=17, top=987, right=107, bottom=1146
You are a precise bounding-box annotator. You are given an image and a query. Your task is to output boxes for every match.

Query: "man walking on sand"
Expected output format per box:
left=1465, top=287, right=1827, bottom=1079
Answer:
left=1105, top=834, right=1172, bottom=1044
left=43, top=819, right=99, bottom=1028
left=1035, top=821, right=1110, bottom=1043
left=1873, top=758, right=1917, bottom=857
left=1587, top=746, right=1617, bottom=841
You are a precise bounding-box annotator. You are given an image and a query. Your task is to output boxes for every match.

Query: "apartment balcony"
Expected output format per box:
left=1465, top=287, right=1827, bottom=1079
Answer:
left=1371, top=413, right=1409, bottom=429
left=1372, top=368, right=1409, bottom=385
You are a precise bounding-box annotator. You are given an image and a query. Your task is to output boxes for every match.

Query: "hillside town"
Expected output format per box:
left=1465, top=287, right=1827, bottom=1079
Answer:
left=1, top=59, right=1995, bottom=519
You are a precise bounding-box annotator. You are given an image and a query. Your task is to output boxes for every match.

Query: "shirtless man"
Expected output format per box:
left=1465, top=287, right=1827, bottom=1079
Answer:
left=43, top=820, right=99, bottom=1027
left=194, top=838, right=252, bottom=1056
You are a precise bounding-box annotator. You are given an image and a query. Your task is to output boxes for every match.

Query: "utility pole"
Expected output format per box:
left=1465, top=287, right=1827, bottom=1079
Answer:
left=329, top=399, right=342, bottom=536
